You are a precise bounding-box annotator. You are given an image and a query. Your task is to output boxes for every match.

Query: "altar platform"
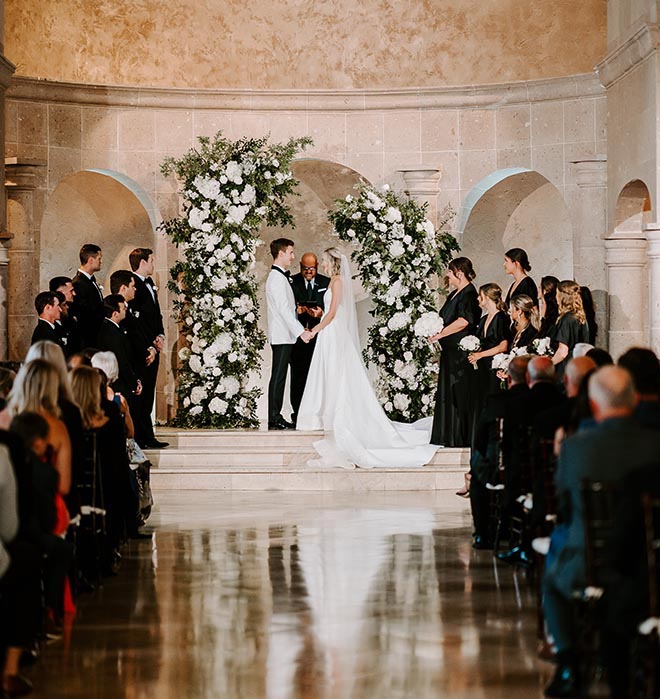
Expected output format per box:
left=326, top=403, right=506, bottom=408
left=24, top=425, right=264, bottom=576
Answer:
left=147, top=428, right=470, bottom=492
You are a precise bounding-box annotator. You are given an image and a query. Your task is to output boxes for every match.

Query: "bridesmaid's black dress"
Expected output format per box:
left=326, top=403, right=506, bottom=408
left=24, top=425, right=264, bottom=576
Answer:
left=430, top=284, right=480, bottom=447
left=505, top=276, right=537, bottom=307
left=474, top=311, right=511, bottom=399
left=511, top=323, right=538, bottom=351
left=548, top=312, right=589, bottom=381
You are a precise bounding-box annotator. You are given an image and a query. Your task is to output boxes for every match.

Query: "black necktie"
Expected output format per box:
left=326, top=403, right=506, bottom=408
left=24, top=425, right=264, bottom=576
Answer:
left=306, top=280, right=314, bottom=301
left=146, top=277, right=154, bottom=286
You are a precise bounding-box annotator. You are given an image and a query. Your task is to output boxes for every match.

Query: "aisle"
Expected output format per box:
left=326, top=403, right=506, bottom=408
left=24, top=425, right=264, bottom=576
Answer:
left=29, top=491, right=552, bottom=699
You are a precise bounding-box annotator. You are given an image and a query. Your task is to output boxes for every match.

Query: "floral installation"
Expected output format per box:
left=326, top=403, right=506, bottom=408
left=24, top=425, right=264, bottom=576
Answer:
left=330, top=183, right=459, bottom=421
left=160, top=132, right=312, bottom=428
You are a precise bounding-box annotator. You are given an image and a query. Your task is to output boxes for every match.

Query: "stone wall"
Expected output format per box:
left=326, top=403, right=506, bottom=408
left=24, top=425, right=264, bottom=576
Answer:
left=5, top=0, right=606, bottom=90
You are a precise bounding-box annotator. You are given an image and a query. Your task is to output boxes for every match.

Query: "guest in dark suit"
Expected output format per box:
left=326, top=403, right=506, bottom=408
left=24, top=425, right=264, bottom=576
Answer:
left=96, top=295, right=142, bottom=400
left=289, top=252, right=330, bottom=425
left=49, top=276, right=83, bottom=357
left=71, top=243, right=104, bottom=348
left=618, top=347, right=660, bottom=429
left=128, top=248, right=167, bottom=449
left=542, top=366, right=660, bottom=698
left=30, top=291, right=64, bottom=349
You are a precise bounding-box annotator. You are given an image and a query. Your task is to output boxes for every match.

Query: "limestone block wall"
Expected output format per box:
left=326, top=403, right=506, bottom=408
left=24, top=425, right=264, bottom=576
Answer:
left=4, top=74, right=608, bottom=420
left=5, top=0, right=606, bottom=90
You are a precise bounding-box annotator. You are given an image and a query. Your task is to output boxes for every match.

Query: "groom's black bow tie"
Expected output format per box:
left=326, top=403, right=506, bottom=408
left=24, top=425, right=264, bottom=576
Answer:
left=271, top=266, right=291, bottom=281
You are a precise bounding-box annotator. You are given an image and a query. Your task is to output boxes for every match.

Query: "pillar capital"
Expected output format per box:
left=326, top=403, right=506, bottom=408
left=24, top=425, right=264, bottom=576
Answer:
left=643, top=223, right=660, bottom=257
left=5, top=158, right=46, bottom=192
left=398, top=167, right=442, bottom=197
left=570, top=157, right=607, bottom=188
left=604, top=236, right=647, bottom=266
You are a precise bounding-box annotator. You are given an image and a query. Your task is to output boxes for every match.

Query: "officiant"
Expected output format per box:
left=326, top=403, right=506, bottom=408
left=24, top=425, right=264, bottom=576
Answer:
left=290, top=253, right=330, bottom=425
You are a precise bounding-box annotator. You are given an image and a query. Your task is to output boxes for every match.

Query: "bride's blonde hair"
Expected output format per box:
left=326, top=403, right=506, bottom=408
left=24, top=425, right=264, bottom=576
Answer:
left=321, top=247, right=342, bottom=277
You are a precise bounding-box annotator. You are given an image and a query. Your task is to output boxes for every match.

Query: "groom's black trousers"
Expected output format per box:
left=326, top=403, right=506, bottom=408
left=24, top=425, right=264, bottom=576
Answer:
left=268, top=343, right=293, bottom=424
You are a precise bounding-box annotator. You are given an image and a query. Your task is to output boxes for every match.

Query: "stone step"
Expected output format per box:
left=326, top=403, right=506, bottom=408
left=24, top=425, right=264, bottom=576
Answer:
left=154, top=428, right=321, bottom=448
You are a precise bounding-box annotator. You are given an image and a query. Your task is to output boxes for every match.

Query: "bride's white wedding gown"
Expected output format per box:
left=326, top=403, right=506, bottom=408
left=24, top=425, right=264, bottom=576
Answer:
left=296, top=273, right=438, bottom=469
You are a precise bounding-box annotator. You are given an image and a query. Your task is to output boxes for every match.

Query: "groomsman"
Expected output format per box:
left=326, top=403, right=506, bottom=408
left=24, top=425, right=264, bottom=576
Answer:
left=129, top=248, right=168, bottom=449
left=97, top=295, right=142, bottom=399
left=49, top=276, right=83, bottom=356
left=72, top=243, right=104, bottom=348
left=289, top=252, right=330, bottom=425
left=266, top=238, right=312, bottom=430
left=30, top=291, right=64, bottom=348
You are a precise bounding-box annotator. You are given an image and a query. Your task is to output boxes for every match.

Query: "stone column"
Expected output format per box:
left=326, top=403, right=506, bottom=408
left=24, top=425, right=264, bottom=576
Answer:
left=604, top=236, right=648, bottom=359
left=398, top=168, right=442, bottom=224
left=570, top=157, right=608, bottom=345
left=644, top=225, right=660, bottom=356
left=5, top=160, right=45, bottom=360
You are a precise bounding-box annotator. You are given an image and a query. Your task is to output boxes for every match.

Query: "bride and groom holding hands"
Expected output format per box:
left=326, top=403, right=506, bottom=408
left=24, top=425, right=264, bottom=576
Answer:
left=266, top=238, right=437, bottom=469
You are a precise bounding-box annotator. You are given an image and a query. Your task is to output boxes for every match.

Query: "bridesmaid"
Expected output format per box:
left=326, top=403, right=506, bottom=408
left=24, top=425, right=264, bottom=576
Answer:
left=468, top=283, right=511, bottom=399
left=509, top=294, right=540, bottom=350
left=503, top=248, right=537, bottom=307
left=429, top=257, right=480, bottom=447
left=538, top=275, right=559, bottom=336
left=548, top=280, right=589, bottom=381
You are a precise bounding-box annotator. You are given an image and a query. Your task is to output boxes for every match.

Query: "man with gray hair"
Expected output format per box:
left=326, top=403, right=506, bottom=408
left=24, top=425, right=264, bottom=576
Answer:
left=542, top=366, right=660, bottom=698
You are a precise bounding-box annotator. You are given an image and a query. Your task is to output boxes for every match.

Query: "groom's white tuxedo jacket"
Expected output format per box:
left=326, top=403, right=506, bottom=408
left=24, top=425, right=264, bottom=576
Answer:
left=266, top=267, right=305, bottom=345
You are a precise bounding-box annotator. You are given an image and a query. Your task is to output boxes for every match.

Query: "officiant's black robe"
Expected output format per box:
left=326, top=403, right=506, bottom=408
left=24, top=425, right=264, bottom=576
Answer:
left=289, top=272, right=331, bottom=423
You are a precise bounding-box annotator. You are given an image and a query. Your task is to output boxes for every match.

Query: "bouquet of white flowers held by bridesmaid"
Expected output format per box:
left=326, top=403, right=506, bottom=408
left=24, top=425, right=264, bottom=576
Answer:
left=458, top=335, right=481, bottom=370
left=414, top=311, right=444, bottom=339
left=531, top=336, right=553, bottom=356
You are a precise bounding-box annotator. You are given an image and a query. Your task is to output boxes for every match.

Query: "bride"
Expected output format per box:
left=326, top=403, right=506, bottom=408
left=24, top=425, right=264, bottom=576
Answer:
left=296, top=247, right=438, bottom=468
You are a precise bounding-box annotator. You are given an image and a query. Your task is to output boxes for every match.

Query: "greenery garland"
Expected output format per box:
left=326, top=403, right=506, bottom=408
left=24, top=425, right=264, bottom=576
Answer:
left=160, top=132, right=311, bottom=428
left=330, top=184, right=459, bottom=421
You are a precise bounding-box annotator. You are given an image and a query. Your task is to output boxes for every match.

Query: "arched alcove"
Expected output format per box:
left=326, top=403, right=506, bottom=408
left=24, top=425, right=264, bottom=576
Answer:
left=458, top=169, right=574, bottom=290
left=40, top=170, right=157, bottom=290
left=613, top=179, right=652, bottom=237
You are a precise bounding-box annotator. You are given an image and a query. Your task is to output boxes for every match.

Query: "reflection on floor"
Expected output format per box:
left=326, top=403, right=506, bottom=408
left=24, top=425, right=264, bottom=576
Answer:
left=30, top=491, right=554, bottom=698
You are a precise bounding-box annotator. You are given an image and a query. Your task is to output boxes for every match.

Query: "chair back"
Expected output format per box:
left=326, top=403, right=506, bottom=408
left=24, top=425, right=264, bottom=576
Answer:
left=581, top=479, right=620, bottom=589
left=642, top=494, right=660, bottom=618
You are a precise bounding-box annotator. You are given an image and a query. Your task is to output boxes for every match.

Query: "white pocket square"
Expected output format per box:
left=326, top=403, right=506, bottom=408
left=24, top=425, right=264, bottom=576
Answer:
left=317, top=287, right=327, bottom=292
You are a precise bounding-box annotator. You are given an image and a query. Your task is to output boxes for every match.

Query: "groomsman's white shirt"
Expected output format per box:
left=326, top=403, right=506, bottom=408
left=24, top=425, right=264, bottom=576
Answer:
left=266, top=267, right=305, bottom=345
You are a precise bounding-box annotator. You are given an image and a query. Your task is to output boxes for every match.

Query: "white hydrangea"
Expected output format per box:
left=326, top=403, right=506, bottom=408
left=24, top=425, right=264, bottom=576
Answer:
left=190, top=386, right=208, bottom=405
left=193, top=175, right=221, bottom=201
left=384, top=206, right=402, bottom=223
left=209, top=397, right=228, bottom=415
left=226, top=205, right=250, bottom=225
left=240, top=184, right=256, bottom=204
left=389, top=241, right=405, bottom=257
left=188, top=207, right=209, bottom=230
left=225, top=160, right=243, bottom=184
left=393, top=393, right=410, bottom=412
left=189, top=406, right=203, bottom=416
left=219, top=376, right=241, bottom=397
left=387, top=312, right=411, bottom=331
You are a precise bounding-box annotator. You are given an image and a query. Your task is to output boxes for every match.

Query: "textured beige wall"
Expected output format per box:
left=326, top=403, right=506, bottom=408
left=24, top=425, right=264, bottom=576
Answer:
left=607, top=0, right=657, bottom=49
left=6, top=0, right=606, bottom=89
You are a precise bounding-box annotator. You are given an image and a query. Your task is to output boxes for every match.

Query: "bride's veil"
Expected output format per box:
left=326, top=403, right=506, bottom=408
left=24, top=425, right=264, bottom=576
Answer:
left=340, top=254, right=361, bottom=351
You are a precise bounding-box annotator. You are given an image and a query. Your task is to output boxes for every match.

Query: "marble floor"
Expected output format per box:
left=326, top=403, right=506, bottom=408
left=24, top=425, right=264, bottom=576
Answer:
left=28, top=491, right=557, bottom=699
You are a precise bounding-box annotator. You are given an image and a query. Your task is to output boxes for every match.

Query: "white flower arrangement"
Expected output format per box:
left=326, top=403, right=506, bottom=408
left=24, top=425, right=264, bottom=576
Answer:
left=531, top=337, right=554, bottom=356
left=331, top=182, right=459, bottom=421
left=458, top=335, right=481, bottom=353
left=413, top=312, right=444, bottom=338
left=491, top=352, right=511, bottom=371
left=161, top=132, right=312, bottom=428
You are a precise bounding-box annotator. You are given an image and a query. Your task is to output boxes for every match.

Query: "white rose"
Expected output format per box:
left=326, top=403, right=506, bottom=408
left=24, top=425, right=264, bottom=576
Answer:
left=393, top=393, right=410, bottom=411
left=389, top=241, right=405, bottom=257
left=189, top=406, right=203, bottom=416
left=384, top=206, right=402, bottom=223
left=384, top=401, right=393, bottom=412
left=190, top=386, right=208, bottom=405
left=189, top=355, right=203, bottom=374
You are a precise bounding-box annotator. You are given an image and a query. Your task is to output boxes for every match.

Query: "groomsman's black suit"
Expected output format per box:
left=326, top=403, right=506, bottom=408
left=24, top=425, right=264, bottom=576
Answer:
left=30, top=319, right=64, bottom=350
left=96, top=319, right=140, bottom=398
left=71, top=272, right=105, bottom=348
left=289, top=271, right=330, bottom=422
left=129, top=275, right=164, bottom=446
left=56, top=313, right=84, bottom=358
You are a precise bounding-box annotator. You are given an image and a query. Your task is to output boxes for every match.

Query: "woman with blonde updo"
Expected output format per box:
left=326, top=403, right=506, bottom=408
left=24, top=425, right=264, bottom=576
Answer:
left=509, top=294, right=540, bottom=350
left=297, top=247, right=438, bottom=468
left=549, top=280, right=589, bottom=380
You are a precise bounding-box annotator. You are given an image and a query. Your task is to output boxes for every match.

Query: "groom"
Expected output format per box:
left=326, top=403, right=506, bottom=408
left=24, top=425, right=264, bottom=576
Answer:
left=290, top=252, right=330, bottom=424
left=266, top=238, right=312, bottom=430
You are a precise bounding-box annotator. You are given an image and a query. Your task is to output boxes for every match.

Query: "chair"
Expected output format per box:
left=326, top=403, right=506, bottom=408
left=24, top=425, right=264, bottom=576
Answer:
left=486, top=417, right=506, bottom=552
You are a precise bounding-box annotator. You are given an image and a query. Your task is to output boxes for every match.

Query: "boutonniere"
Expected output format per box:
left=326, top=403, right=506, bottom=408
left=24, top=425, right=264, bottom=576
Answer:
left=98, top=284, right=104, bottom=292
left=134, top=310, right=140, bottom=318
left=152, top=284, right=159, bottom=292
left=61, top=337, right=68, bottom=345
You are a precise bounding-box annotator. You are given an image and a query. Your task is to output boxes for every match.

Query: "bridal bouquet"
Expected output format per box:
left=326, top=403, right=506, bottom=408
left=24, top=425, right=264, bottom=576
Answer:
left=459, top=335, right=481, bottom=370
left=413, top=311, right=444, bottom=338
left=491, top=352, right=511, bottom=372
left=531, top=336, right=554, bottom=356
left=161, top=132, right=312, bottom=428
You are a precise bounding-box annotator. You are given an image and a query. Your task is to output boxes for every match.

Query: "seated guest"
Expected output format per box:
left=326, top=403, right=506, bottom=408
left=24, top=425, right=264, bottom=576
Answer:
left=49, top=275, right=83, bottom=356
left=585, top=347, right=613, bottom=367
left=618, top=347, right=660, bottom=429
left=66, top=352, right=92, bottom=370
left=30, top=291, right=64, bottom=350
left=91, top=351, right=135, bottom=439
left=0, top=442, right=18, bottom=578
left=25, top=341, right=84, bottom=515
left=0, top=367, right=15, bottom=410
left=10, top=412, right=74, bottom=634
left=469, top=355, right=531, bottom=549
left=526, top=356, right=566, bottom=417
left=542, top=366, right=660, bottom=698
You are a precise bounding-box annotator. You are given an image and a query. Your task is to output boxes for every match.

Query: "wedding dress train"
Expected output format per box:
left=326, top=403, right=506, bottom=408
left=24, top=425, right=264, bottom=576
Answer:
left=296, top=257, right=438, bottom=469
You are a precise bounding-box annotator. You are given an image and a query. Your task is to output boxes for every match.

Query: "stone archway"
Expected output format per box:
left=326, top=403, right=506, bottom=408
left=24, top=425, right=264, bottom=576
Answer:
left=605, top=180, right=652, bottom=357
left=457, top=168, right=573, bottom=291
left=39, top=170, right=157, bottom=290
left=253, top=158, right=371, bottom=420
